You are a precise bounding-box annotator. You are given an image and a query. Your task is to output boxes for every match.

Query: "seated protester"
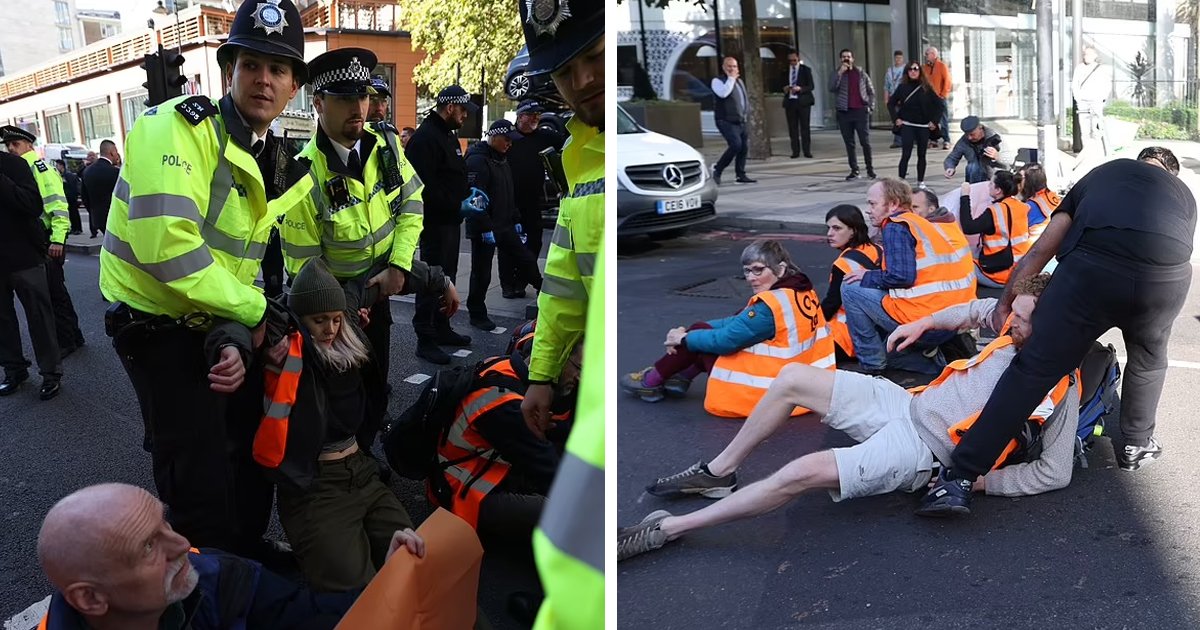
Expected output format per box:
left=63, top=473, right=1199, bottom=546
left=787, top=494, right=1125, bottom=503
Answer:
left=958, top=170, right=1031, bottom=289
left=1019, top=163, right=1061, bottom=242
left=619, top=240, right=835, bottom=417
left=618, top=274, right=1079, bottom=560
left=430, top=339, right=582, bottom=551
left=821, top=205, right=882, bottom=361
left=912, top=187, right=971, bottom=256
left=841, top=179, right=976, bottom=375
left=944, top=115, right=1010, bottom=184
left=35, top=483, right=410, bottom=629
left=208, top=259, right=437, bottom=593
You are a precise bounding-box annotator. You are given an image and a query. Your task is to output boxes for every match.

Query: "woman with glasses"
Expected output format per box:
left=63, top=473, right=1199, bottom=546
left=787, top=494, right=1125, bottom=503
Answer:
left=821, top=205, right=882, bottom=361
left=887, top=63, right=941, bottom=189
left=620, top=240, right=836, bottom=419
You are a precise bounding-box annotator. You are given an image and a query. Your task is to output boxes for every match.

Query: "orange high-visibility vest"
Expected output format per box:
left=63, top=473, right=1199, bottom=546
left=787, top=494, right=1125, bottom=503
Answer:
left=977, top=197, right=1032, bottom=285
left=909, top=332, right=1078, bottom=470
left=705, top=287, right=835, bottom=419
left=1027, top=189, right=1062, bottom=241
left=829, top=243, right=883, bottom=358
left=436, top=359, right=521, bottom=528
left=880, top=212, right=977, bottom=325
left=254, top=330, right=304, bottom=469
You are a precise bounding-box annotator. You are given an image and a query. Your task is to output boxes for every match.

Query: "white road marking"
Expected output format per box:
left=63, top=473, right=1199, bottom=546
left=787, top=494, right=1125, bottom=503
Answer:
left=1117, top=356, right=1200, bottom=370
left=488, top=327, right=508, bottom=335
left=4, top=595, right=50, bottom=630
left=452, top=349, right=472, bottom=358
left=403, top=373, right=431, bottom=384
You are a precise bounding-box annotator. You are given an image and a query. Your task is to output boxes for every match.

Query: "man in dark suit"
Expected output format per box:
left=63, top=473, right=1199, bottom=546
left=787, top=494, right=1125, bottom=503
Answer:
left=783, top=49, right=815, bottom=159
left=55, top=161, right=83, bottom=235
left=81, top=139, right=121, bottom=238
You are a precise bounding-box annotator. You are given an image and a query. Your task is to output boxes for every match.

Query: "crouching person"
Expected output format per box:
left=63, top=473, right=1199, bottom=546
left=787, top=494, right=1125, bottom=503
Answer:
left=618, top=274, right=1078, bottom=561
left=36, top=483, right=372, bottom=629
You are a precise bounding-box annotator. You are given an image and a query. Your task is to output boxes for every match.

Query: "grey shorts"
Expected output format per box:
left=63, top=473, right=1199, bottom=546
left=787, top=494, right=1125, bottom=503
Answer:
left=823, top=371, right=935, bottom=501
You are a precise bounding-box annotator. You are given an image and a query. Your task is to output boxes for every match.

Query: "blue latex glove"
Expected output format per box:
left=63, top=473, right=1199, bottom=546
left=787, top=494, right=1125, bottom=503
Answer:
left=515, top=223, right=527, bottom=244
left=482, top=231, right=496, bottom=245
left=459, top=187, right=491, bottom=217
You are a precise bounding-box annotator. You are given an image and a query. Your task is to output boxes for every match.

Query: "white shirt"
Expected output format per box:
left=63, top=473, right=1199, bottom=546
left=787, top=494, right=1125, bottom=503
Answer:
left=1071, top=62, right=1113, bottom=104
left=330, top=138, right=363, bottom=169
left=710, top=75, right=737, bottom=99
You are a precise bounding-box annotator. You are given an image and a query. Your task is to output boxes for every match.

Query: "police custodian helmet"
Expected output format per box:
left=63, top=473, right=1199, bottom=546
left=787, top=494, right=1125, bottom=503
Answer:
left=519, top=0, right=602, bottom=77
left=217, top=0, right=308, bottom=81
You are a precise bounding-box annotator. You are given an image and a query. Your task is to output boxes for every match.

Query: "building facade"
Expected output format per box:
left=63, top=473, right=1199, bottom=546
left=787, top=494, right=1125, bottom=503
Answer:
left=0, top=0, right=86, bottom=77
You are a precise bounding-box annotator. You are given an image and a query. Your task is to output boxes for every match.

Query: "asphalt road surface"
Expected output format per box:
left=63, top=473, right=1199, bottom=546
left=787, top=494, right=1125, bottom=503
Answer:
left=0, top=248, right=540, bottom=630
left=618, top=230, right=1200, bottom=629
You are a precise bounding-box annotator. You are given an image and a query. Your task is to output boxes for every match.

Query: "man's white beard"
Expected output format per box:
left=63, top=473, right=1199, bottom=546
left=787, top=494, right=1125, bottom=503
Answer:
left=164, top=555, right=199, bottom=604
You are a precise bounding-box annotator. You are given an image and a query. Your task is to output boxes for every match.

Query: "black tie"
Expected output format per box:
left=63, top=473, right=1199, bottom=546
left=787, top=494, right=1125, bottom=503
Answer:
left=346, top=149, right=362, bottom=177
left=251, top=139, right=265, bottom=157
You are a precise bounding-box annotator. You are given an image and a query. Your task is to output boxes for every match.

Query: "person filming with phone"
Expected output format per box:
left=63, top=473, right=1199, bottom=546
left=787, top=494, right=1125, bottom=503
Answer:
left=944, top=115, right=1009, bottom=184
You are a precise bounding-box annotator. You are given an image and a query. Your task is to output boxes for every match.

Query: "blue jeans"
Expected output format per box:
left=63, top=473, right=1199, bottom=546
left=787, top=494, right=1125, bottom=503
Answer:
left=965, top=160, right=989, bottom=184
left=841, top=282, right=949, bottom=373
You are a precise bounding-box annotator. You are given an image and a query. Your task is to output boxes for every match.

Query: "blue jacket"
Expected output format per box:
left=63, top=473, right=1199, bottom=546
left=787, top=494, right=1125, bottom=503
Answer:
left=41, top=548, right=359, bottom=630
left=685, top=274, right=814, bottom=356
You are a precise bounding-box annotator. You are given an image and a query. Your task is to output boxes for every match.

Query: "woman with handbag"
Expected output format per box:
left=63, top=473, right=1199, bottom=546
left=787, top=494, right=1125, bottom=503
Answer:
left=887, top=62, right=942, bottom=188
left=958, top=170, right=1031, bottom=288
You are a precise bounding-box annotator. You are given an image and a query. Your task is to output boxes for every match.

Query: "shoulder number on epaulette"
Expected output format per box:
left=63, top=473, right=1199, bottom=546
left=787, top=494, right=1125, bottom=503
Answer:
left=33, top=159, right=48, bottom=173
left=175, top=96, right=219, bottom=126
left=370, top=120, right=398, bottom=134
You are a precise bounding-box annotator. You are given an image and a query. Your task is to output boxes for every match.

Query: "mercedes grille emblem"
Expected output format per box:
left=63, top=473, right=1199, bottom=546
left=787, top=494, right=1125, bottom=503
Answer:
left=662, top=164, right=684, bottom=189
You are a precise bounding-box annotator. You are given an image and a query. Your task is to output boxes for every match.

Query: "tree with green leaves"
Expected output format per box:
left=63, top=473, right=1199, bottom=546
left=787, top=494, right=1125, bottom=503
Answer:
left=401, top=0, right=524, bottom=97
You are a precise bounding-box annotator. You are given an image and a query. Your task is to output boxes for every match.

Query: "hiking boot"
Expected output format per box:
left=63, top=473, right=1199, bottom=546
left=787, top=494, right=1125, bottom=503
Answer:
left=646, top=461, right=737, bottom=499
left=416, top=339, right=451, bottom=365
left=866, top=169, right=877, bottom=179
left=618, top=510, right=672, bottom=562
left=0, top=369, right=28, bottom=396
left=663, top=375, right=693, bottom=397
left=915, top=468, right=973, bottom=517
left=1118, top=436, right=1163, bottom=471
left=619, top=368, right=664, bottom=403
left=845, top=171, right=859, bottom=181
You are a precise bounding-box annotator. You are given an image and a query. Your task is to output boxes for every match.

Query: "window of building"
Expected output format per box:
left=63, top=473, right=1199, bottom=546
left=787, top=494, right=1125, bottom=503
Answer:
left=45, top=110, right=73, bottom=143
left=81, top=102, right=114, bottom=146
left=121, top=92, right=148, bottom=136
left=0, top=50, right=6, bottom=77
left=54, top=1, right=70, bottom=26
left=101, top=23, right=119, bottom=38
left=285, top=84, right=312, bottom=114
left=59, top=27, right=74, bottom=52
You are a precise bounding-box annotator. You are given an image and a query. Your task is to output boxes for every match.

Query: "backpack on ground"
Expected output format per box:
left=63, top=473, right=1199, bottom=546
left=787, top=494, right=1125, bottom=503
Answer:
left=381, top=362, right=484, bottom=482
left=1075, top=341, right=1122, bottom=467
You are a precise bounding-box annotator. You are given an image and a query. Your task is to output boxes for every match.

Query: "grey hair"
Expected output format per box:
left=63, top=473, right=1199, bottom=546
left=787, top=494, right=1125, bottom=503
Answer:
left=740, top=240, right=800, bottom=278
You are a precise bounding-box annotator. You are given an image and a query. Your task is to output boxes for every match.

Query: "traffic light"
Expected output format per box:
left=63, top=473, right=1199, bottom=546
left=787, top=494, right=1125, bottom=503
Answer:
left=141, top=52, right=167, bottom=107
left=163, top=51, right=187, bottom=100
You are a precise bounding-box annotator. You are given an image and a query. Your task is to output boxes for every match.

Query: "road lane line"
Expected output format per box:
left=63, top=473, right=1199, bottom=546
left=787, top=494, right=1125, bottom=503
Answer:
left=5, top=596, right=50, bottom=630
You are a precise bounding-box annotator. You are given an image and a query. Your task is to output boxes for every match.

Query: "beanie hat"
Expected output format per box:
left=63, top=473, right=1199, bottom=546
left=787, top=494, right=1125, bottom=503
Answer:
left=289, top=259, right=345, bottom=316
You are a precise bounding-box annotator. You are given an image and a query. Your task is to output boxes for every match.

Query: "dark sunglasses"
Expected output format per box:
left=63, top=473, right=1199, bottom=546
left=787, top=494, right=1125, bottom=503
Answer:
left=907, top=66, right=921, bottom=72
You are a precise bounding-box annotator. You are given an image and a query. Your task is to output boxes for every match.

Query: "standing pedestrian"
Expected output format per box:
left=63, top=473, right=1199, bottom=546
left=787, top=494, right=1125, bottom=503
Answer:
left=920, top=147, right=1197, bottom=517
left=710, top=56, right=756, bottom=184
left=367, top=74, right=391, bottom=123
left=883, top=50, right=906, bottom=149
left=887, top=62, right=940, bottom=189
left=829, top=49, right=876, bottom=181
left=405, top=85, right=479, bottom=364
left=1, top=127, right=84, bottom=359
left=783, top=49, right=815, bottom=159
left=98, top=0, right=311, bottom=561
left=0, top=148, right=61, bottom=400
left=1071, top=46, right=1114, bottom=163
left=400, top=126, right=415, bottom=148
left=55, top=160, right=83, bottom=235
left=504, top=99, right=564, bottom=298
left=922, top=47, right=952, bottom=149
left=465, top=119, right=544, bottom=331
left=81, top=139, right=119, bottom=238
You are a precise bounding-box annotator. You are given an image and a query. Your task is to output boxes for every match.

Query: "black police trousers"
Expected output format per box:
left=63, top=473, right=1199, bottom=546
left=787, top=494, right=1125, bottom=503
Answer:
left=45, top=255, right=83, bottom=351
left=357, top=298, right=393, bottom=453
left=950, top=247, right=1191, bottom=480
left=114, top=323, right=272, bottom=554
left=468, top=229, right=543, bottom=320
left=499, top=208, right=545, bottom=292
left=413, top=222, right=461, bottom=340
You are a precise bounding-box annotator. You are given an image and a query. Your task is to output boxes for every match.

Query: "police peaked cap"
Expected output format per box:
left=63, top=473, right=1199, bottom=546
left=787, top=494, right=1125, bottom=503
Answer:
left=519, top=0, right=602, bottom=77
left=369, top=75, right=391, bottom=97
left=485, top=119, right=520, bottom=139
left=0, top=125, right=36, bottom=144
left=217, top=0, right=308, bottom=82
left=307, top=48, right=377, bottom=96
left=435, top=85, right=479, bottom=112
left=516, top=99, right=544, bottom=115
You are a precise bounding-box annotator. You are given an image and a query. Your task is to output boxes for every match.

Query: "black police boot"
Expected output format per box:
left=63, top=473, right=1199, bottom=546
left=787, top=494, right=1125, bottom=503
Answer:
left=470, top=315, right=497, bottom=332
left=416, top=338, right=451, bottom=365
left=39, top=378, right=62, bottom=401
left=0, top=369, right=29, bottom=396
left=435, top=328, right=472, bottom=347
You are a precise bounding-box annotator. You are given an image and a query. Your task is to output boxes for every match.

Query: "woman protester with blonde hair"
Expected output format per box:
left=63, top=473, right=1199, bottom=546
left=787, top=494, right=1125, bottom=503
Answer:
left=620, top=240, right=835, bottom=418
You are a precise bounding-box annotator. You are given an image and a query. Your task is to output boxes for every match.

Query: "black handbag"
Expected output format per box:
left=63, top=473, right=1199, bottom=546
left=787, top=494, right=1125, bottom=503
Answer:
left=977, top=202, right=1014, bottom=274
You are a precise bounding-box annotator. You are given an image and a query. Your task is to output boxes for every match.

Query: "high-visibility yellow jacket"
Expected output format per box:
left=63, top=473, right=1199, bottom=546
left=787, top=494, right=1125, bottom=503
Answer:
left=99, top=94, right=313, bottom=327
left=280, top=122, right=424, bottom=279
left=20, top=151, right=69, bottom=245
left=530, top=116, right=604, bottom=383
left=533, top=237, right=604, bottom=630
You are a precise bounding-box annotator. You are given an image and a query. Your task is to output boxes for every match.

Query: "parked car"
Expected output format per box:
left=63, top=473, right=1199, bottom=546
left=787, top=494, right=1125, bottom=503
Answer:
left=504, top=45, right=568, bottom=110
left=616, top=104, right=717, bottom=239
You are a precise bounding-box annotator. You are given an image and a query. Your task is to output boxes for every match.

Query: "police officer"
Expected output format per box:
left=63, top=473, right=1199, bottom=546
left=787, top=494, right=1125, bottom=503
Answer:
left=280, top=47, right=457, bottom=467
left=99, top=0, right=310, bottom=560
left=500, top=99, right=564, bottom=298
left=516, top=0, right=605, bottom=625
left=367, top=74, right=390, bottom=123
left=1, top=126, right=84, bottom=360
left=405, top=84, right=480, bottom=364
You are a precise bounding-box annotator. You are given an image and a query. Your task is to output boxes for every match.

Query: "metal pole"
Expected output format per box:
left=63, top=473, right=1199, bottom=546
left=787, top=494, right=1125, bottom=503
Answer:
left=1071, top=0, right=1084, bottom=150
left=1037, top=0, right=1058, bottom=180
left=907, top=0, right=924, bottom=61
left=790, top=0, right=800, bottom=52
left=713, top=0, right=723, bottom=60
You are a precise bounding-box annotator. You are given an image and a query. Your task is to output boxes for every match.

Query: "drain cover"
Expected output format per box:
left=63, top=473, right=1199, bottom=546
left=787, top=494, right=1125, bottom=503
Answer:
left=672, top=276, right=747, bottom=300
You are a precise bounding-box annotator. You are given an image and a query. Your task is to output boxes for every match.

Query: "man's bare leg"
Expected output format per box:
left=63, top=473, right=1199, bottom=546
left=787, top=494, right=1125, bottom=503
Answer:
left=661, top=450, right=840, bottom=539
left=705, top=364, right=835, bottom=477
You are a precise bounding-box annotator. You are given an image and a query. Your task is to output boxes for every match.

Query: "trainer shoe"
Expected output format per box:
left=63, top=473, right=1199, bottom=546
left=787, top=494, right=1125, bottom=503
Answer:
left=620, top=367, right=664, bottom=402
left=618, top=510, right=672, bottom=562
left=915, top=468, right=973, bottom=517
left=1118, top=436, right=1163, bottom=471
left=646, top=461, right=737, bottom=498
left=663, top=375, right=693, bottom=397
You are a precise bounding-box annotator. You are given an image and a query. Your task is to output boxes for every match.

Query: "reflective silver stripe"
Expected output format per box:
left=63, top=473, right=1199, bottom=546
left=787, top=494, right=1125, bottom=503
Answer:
left=836, top=311, right=847, bottom=323
left=114, top=177, right=131, bottom=203
left=282, top=242, right=322, bottom=259
left=262, top=353, right=303, bottom=418
left=400, top=200, right=424, bottom=216
left=52, top=210, right=69, bottom=218
left=910, top=227, right=967, bottom=269
left=539, top=451, right=603, bottom=573
left=127, top=194, right=203, bottom=223
left=206, top=116, right=234, bottom=226
left=744, top=325, right=830, bottom=360
left=103, top=232, right=214, bottom=283
left=320, top=220, right=394, bottom=250
left=842, top=258, right=865, bottom=273
left=43, top=194, right=67, bottom=204
left=1010, top=234, right=1030, bottom=246
left=244, top=240, right=268, bottom=261
left=200, top=223, right=267, bottom=261
left=550, top=223, right=573, bottom=250
left=400, top=174, right=422, bottom=200
left=443, top=413, right=479, bottom=452
left=443, top=463, right=498, bottom=494
left=709, top=366, right=775, bottom=389
left=888, top=275, right=975, bottom=299
left=542, top=273, right=588, bottom=301
left=575, top=252, right=596, bottom=277
left=308, top=166, right=329, bottom=218
left=324, top=257, right=375, bottom=276
left=810, top=351, right=837, bottom=369
left=460, top=388, right=515, bottom=419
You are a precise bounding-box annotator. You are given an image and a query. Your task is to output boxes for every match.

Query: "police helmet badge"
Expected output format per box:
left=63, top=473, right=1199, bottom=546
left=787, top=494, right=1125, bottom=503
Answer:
left=252, top=1, right=288, bottom=36
left=524, top=0, right=571, bottom=37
